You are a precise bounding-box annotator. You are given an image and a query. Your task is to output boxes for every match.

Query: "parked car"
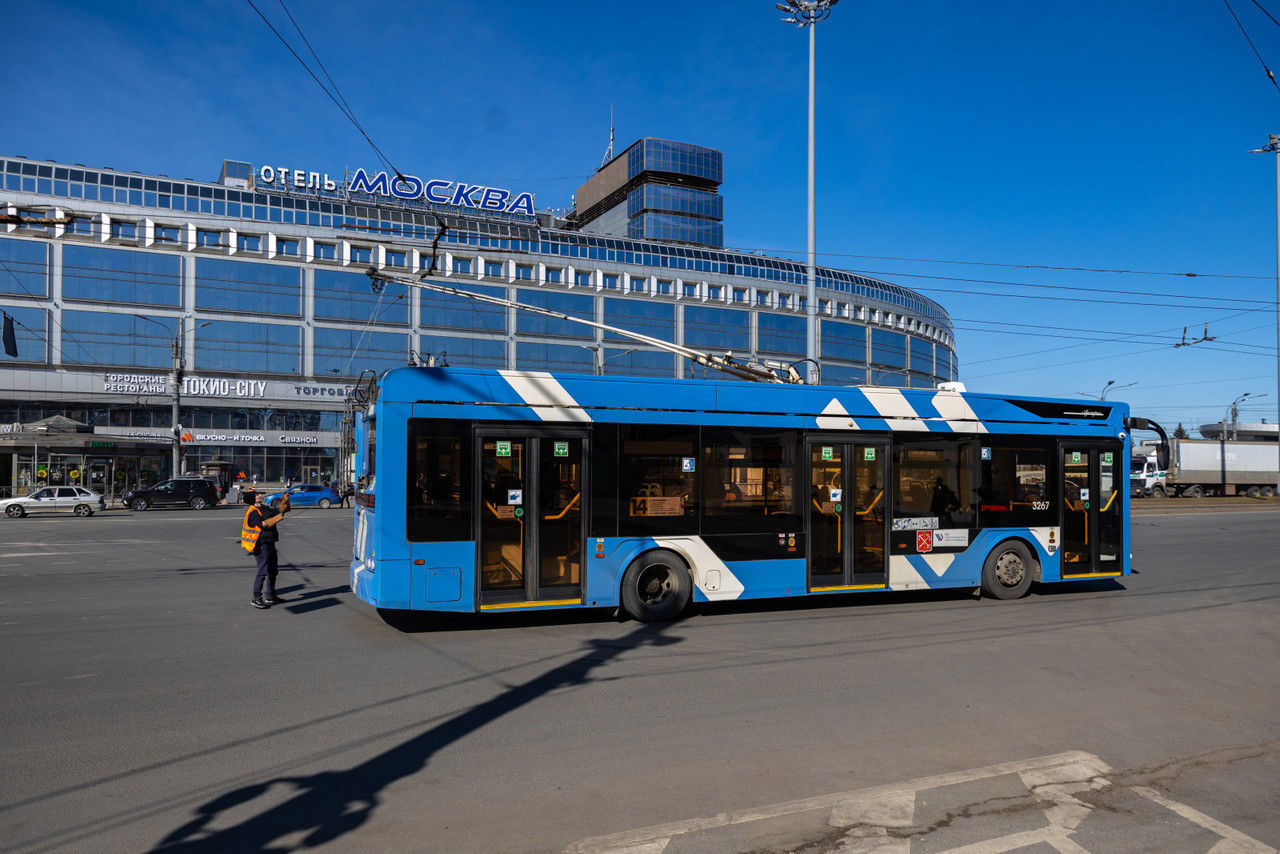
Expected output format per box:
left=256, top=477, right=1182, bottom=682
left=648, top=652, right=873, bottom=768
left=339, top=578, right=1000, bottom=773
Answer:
left=122, top=478, right=219, bottom=511
left=261, top=484, right=341, bottom=510
left=2, top=486, right=105, bottom=518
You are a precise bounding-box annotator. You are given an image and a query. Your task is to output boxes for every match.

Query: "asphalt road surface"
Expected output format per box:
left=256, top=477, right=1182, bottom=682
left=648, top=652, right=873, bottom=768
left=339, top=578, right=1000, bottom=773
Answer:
left=0, top=505, right=1277, bottom=853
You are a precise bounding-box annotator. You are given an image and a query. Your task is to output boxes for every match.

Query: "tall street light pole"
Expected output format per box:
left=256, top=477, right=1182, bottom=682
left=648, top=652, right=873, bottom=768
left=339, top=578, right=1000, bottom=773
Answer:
left=779, top=0, right=838, bottom=385
left=1249, top=135, right=1280, bottom=495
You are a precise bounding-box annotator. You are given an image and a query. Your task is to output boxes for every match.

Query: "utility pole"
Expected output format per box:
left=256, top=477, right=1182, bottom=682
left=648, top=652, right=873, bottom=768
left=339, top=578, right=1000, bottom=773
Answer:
left=171, top=327, right=184, bottom=476
left=778, top=0, right=839, bottom=385
left=1249, top=135, right=1280, bottom=496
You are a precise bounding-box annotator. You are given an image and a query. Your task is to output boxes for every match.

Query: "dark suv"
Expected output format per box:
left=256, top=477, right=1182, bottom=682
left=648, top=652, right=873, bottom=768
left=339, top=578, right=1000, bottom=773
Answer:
left=122, top=478, right=219, bottom=511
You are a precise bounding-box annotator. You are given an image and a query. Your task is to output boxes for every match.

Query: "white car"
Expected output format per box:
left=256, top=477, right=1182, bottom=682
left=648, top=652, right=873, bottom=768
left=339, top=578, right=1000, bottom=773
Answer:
left=2, top=486, right=105, bottom=518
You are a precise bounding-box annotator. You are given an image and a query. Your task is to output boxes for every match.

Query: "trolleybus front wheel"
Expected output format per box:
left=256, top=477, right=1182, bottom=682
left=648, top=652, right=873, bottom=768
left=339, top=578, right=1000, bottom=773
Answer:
left=621, top=550, right=691, bottom=622
left=981, top=540, right=1035, bottom=600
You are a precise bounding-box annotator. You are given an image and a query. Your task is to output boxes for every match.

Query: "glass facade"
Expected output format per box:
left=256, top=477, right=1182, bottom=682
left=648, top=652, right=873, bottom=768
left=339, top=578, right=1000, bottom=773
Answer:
left=195, top=320, right=299, bottom=374
left=64, top=245, right=180, bottom=306
left=61, top=310, right=171, bottom=368
left=195, top=258, right=300, bottom=316
left=0, top=155, right=955, bottom=393
left=314, top=327, right=407, bottom=375
left=0, top=237, right=47, bottom=297
left=628, top=139, right=723, bottom=184
left=316, top=268, right=408, bottom=324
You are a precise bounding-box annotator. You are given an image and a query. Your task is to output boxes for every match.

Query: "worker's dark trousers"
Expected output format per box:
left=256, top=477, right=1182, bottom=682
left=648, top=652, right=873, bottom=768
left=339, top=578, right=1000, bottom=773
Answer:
left=253, top=543, right=279, bottom=598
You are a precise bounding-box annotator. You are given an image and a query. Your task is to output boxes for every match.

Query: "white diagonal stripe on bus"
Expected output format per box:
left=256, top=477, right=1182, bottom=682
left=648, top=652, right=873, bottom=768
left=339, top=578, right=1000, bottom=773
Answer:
left=861, top=388, right=930, bottom=431
left=500, top=370, right=593, bottom=422
left=816, top=397, right=859, bottom=430
left=931, top=390, right=990, bottom=434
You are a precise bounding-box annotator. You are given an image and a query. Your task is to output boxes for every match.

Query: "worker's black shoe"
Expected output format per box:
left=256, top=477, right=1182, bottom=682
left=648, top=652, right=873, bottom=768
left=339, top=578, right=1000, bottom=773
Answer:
left=250, top=598, right=270, bottom=609
left=263, top=595, right=283, bottom=606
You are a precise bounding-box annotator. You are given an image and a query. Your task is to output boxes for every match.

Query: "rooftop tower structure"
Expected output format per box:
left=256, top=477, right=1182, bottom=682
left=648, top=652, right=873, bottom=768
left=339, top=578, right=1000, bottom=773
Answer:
left=569, top=138, right=724, bottom=248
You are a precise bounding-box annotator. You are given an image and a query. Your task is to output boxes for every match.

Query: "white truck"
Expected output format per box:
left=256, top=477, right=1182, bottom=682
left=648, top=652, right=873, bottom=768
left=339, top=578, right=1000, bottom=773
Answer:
left=1130, top=438, right=1279, bottom=498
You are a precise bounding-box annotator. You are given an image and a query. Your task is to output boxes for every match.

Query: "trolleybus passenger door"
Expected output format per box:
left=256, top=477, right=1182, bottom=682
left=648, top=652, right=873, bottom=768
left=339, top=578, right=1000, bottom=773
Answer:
left=478, top=434, right=585, bottom=606
left=1060, top=445, right=1124, bottom=576
left=808, top=441, right=888, bottom=591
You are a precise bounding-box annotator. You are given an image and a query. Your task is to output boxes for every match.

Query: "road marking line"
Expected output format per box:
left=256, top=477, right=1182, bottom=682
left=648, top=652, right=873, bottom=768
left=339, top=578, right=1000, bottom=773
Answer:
left=565, top=752, right=1097, bottom=854
left=1133, top=787, right=1276, bottom=853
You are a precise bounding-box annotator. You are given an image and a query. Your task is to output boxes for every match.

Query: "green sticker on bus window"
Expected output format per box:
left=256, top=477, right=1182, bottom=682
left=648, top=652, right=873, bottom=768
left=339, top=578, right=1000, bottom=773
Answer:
left=496, top=441, right=511, bottom=457
left=864, top=448, right=876, bottom=461
left=1102, top=452, right=1113, bottom=464
left=1072, top=452, right=1081, bottom=464
left=554, top=441, right=569, bottom=457
left=821, top=446, right=833, bottom=461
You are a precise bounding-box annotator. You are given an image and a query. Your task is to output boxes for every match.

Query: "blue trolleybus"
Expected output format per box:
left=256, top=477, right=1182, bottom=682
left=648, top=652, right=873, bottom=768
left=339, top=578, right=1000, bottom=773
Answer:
left=350, top=367, right=1167, bottom=622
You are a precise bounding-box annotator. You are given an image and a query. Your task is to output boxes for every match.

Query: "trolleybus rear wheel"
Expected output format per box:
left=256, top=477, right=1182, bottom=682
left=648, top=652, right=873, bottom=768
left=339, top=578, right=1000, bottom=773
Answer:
left=981, top=540, right=1035, bottom=600
left=621, top=550, right=691, bottom=622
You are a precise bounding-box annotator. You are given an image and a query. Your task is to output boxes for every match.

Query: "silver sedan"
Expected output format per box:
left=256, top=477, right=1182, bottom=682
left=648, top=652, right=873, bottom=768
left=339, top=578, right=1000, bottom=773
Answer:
left=1, top=486, right=105, bottom=518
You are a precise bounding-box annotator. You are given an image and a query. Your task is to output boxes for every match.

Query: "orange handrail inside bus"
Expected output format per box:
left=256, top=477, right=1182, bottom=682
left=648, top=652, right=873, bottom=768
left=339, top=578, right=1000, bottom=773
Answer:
left=543, top=492, right=580, bottom=521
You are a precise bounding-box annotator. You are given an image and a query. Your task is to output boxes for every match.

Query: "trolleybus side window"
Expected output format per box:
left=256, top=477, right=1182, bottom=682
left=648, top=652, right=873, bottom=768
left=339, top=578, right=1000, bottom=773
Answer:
left=618, top=424, right=699, bottom=536
left=406, top=419, right=471, bottom=542
left=702, top=428, right=800, bottom=534
left=977, top=443, right=1055, bottom=527
left=893, top=441, right=974, bottom=531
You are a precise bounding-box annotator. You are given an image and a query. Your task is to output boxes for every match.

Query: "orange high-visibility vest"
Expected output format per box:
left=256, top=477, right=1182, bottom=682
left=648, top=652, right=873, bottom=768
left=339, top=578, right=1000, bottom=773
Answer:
left=241, top=507, right=262, bottom=552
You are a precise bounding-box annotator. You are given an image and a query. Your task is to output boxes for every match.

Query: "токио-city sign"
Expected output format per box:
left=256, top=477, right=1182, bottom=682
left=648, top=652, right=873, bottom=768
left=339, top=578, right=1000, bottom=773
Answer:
left=257, top=165, right=536, bottom=216
left=103, top=374, right=269, bottom=399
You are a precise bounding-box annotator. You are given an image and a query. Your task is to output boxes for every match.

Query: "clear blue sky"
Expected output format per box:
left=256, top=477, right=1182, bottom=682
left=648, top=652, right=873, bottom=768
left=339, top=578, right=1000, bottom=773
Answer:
left=6, top=1, right=1280, bottom=432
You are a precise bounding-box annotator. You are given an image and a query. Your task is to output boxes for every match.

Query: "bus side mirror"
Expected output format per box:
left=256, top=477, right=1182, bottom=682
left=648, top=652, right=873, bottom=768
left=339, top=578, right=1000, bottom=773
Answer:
left=1125, top=416, right=1170, bottom=471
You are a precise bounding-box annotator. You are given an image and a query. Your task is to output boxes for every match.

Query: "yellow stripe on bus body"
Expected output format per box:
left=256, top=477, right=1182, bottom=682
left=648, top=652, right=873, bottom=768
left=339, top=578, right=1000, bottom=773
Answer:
left=1060, top=571, right=1123, bottom=579
left=810, top=584, right=888, bottom=592
left=479, top=598, right=584, bottom=611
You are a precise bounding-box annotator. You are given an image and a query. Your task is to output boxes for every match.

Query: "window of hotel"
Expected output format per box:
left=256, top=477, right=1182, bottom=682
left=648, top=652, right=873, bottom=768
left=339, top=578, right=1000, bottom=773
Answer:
left=386, top=250, right=406, bottom=267
left=110, top=221, right=137, bottom=240
left=910, top=337, right=934, bottom=375
left=516, top=340, right=596, bottom=372
left=351, top=246, right=371, bottom=264
left=628, top=276, right=645, bottom=293
left=62, top=310, right=171, bottom=368
left=603, top=298, right=674, bottom=343
left=546, top=267, right=562, bottom=284
left=66, top=217, right=93, bottom=236
left=154, top=225, right=180, bottom=244
left=822, top=319, right=866, bottom=362
left=277, top=239, right=299, bottom=257
left=575, top=271, right=593, bottom=287
left=757, top=313, right=805, bottom=355
left=63, top=245, right=180, bottom=306
left=313, top=328, right=407, bottom=375
left=0, top=305, right=47, bottom=363
left=516, top=290, right=593, bottom=337
left=419, top=334, right=505, bottom=368
left=600, top=348, right=673, bottom=378
left=777, top=294, right=789, bottom=308
left=515, top=264, right=533, bottom=280
left=196, top=229, right=221, bottom=248
left=732, top=288, right=747, bottom=303
left=682, top=283, right=698, bottom=298
left=237, top=234, right=260, bottom=252
left=602, top=274, right=618, bottom=290
left=194, top=320, right=299, bottom=374
left=757, top=292, right=770, bottom=306
left=314, top=242, right=336, bottom=261
left=421, top=283, right=506, bottom=332
left=871, top=329, right=907, bottom=368
left=0, top=237, right=48, bottom=297
left=451, top=257, right=472, bottom=274
left=684, top=305, right=748, bottom=352
left=656, top=280, right=672, bottom=295
left=484, top=261, right=504, bottom=278
left=196, top=258, right=301, bottom=316
left=707, top=285, right=722, bottom=300
left=316, top=268, right=408, bottom=323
